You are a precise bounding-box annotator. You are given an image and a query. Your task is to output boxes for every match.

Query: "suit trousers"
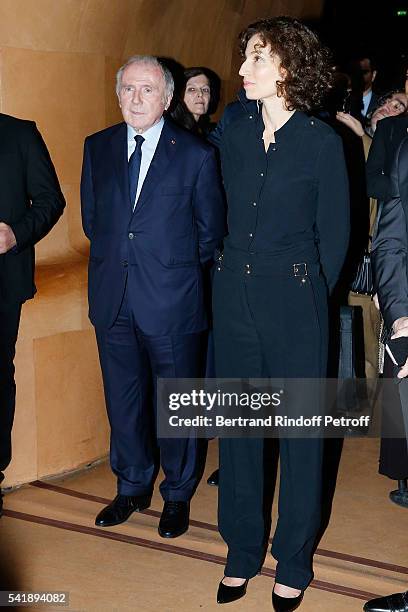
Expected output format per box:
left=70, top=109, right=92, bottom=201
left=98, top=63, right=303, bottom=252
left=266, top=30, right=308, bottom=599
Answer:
left=213, top=258, right=327, bottom=589
left=0, top=301, right=22, bottom=483
left=95, top=282, right=204, bottom=502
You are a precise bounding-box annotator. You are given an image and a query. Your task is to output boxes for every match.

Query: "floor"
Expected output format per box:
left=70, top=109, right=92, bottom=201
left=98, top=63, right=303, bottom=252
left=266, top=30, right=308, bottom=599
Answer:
left=1, top=438, right=407, bottom=611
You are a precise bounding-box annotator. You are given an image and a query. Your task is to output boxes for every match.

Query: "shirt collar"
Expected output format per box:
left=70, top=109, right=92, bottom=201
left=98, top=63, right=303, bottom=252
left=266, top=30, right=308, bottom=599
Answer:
left=255, top=110, right=305, bottom=143
left=127, top=116, right=165, bottom=145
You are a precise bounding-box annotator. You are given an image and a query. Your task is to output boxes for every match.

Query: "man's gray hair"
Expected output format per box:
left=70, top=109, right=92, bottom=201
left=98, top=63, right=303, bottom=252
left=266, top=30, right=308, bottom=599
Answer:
left=116, top=55, right=174, bottom=100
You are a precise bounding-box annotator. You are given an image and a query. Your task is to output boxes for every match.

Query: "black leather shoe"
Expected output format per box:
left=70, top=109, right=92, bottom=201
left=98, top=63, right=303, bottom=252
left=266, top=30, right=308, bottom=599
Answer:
left=207, top=469, right=219, bottom=486
left=217, top=578, right=248, bottom=604
left=390, top=488, right=408, bottom=509
left=272, top=588, right=304, bottom=611
left=363, top=591, right=408, bottom=612
left=95, top=494, right=151, bottom=527
left=158, top=501, right=189, bottom=538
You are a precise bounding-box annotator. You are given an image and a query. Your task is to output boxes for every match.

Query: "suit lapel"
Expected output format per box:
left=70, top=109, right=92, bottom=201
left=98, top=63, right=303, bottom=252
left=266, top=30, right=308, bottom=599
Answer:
left=133, top=119, right=178, bottom=214
left=109, top=123, right=130, bottom=205
left=399, top=135, right=408, bottom=208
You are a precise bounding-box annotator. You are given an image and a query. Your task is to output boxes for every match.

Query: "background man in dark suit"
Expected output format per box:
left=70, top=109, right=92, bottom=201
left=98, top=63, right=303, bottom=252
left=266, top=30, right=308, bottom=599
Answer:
left=368, top=136, right=408, bottom=611
left=81, top=55, right=224, bottom=538
left=359, top=56, right=379, bottom=120
left=0, top=114, right=65, bottom=515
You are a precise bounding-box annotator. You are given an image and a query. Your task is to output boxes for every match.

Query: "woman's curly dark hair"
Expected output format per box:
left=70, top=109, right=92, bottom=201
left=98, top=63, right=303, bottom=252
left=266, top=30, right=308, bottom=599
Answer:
left=239, top=16, right=333, bottom=112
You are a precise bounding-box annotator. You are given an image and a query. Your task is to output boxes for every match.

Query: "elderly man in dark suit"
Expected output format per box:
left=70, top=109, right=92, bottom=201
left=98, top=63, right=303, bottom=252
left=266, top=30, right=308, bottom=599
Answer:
left=81, top=55, right=224, bottom=538
left=368, top=136, right=408, bottom=611
left=0, top=114, right=65, bottom=515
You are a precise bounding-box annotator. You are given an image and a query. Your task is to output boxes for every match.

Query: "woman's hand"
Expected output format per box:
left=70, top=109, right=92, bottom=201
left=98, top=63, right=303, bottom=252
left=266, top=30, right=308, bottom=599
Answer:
left=336, top=112, right=365, bottom=137
left=373, top=293, right=380, bottom=310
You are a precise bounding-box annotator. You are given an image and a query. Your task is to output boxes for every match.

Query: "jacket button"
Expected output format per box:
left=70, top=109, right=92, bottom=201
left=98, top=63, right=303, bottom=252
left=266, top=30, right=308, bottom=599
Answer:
left=123, top=260, right=128, bottom=267
left=128, top=232, right=134, bottom=239
left=249, top=233, right=253, bottom=238
left=252, top=202, right=257, bottom=206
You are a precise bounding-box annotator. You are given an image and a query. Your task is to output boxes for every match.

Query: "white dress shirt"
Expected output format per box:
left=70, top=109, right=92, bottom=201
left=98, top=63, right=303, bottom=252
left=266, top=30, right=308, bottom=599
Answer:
left=362, top=90, right=373, bottom=117
left=127, top=117, right=164, bottom=209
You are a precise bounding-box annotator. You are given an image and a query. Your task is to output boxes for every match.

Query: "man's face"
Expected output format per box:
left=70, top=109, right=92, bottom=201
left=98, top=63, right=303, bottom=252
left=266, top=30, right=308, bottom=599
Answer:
left=118, top=62, right=172, bottom=132
left=359, top=58, right=377, bottom=92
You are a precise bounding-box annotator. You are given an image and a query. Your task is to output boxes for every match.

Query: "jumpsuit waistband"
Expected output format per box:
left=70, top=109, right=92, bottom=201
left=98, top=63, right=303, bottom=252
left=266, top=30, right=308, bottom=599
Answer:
left=216, top=244, right=321, bottom=277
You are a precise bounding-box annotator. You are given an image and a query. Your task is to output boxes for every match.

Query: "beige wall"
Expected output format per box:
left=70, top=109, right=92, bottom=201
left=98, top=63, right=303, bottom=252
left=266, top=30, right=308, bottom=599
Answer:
left=1, top=0, right=323, bottom=487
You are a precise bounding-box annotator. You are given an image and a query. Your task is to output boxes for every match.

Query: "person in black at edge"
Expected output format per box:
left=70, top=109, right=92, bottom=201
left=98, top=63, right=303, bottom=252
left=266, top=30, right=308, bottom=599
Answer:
left=212, top=17, right=349, bottom=610
left=366, top=78, right=408, bottom=508
left=365, top=137, right=408, bottom=612
left=0, top=114, right=65, bottom=516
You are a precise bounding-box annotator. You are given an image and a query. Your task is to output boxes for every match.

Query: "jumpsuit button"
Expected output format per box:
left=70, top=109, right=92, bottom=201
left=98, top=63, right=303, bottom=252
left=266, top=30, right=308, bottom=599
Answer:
left=128, top=232, right=134, bottom=239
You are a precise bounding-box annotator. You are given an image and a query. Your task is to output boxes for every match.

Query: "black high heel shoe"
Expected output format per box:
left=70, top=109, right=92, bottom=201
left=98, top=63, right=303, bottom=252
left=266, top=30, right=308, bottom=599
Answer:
left=217, top=578, right=249, bottom=604
left=272, top=587, right=304, bottom=611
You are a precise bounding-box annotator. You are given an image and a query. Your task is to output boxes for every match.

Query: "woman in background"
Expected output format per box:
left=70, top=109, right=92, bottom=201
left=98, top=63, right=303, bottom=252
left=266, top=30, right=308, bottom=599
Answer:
left=171, top=66, right=220, bottom=138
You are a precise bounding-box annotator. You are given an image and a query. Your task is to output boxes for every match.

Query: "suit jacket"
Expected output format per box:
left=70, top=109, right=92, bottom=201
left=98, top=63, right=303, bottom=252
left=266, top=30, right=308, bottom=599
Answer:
left=81, top=118, right=225, bottom=333
left=366, top=115, right=408, bottom=200
left=372, top=136, right=408, bottom=330
left=0, top=113, right=65, bottom=304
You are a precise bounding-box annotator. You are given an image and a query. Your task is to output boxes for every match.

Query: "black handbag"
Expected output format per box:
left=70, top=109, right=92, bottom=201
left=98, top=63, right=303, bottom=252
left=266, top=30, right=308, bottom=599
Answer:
left=350, top=200, right=385, bottom=296
left=350, top=250, right=373, bottom=295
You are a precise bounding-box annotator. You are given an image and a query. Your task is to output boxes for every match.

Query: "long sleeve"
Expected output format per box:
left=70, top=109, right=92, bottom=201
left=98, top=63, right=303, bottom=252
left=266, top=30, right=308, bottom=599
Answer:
left=315, top=132, right=350, bottom=292
left=10, top=122, right=65, bottom=249
left=193, top=148, right=226, bottom=265
left=80, top=137, right=95, bottom=240
left=208, top=99, right=256, bottom=149
left=372, top=139, right=408, bottom=330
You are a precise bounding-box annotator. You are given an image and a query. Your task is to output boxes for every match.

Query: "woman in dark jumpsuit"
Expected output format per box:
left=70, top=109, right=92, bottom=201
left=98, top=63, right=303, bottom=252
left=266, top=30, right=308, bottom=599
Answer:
left=213, top=17, right=350, bottom=610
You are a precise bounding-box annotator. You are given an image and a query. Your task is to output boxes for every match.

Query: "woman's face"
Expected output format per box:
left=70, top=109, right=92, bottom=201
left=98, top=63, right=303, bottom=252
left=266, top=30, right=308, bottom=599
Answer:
left=239, top=34, right=286, bottom=102
left=371, top=92, right=408, bottom=127
left=183, top=74, right=211, bottom=120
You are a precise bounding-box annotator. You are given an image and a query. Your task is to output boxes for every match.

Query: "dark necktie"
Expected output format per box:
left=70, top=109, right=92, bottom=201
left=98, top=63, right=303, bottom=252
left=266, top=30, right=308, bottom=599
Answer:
left=128, top=134, right=145, bottom=207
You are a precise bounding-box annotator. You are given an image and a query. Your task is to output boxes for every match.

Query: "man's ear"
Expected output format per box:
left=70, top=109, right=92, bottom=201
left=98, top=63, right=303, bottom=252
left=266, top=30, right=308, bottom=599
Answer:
left=164, top=94, right=173, bottom=111
left=372, top=70, right=377, bottom=82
